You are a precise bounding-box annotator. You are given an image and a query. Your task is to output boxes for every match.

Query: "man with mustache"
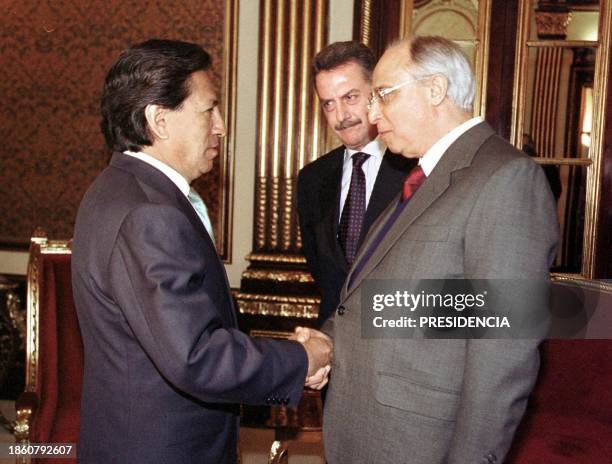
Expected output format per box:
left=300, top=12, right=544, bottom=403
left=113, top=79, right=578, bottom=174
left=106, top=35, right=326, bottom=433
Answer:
left=315, top=36, right=558, bottom=463
left=298, top=41, right=415, bottom=327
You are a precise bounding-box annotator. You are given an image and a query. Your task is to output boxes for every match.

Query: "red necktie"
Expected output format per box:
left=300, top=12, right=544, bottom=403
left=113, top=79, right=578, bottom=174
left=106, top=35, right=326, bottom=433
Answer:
left=402, top=165, right=426, bottom=201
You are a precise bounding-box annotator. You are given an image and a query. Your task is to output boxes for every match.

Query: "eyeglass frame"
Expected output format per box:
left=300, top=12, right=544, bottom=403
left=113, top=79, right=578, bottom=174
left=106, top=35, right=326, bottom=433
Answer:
left=367, top=75, right=431, bottom=110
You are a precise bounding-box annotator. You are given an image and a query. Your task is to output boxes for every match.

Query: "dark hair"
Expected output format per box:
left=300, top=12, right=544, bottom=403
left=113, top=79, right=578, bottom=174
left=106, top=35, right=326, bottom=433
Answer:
left=101, top=39, right=211, bottom=152
left=312, top=41, right=375, bottom=82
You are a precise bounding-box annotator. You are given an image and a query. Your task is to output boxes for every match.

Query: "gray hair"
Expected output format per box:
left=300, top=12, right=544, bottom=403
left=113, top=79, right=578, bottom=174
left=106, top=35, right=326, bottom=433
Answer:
left=391, top=36, right=475, bottom=112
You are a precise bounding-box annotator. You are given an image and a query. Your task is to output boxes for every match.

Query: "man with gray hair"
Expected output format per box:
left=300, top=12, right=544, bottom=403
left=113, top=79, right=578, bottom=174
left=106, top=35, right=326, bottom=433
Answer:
left=314, top=36, right=559, bottom=463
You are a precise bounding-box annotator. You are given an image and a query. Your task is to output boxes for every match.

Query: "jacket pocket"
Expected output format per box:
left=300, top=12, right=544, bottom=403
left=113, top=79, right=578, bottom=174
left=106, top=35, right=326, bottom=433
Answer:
left=374, top=372, right=459, bottom=422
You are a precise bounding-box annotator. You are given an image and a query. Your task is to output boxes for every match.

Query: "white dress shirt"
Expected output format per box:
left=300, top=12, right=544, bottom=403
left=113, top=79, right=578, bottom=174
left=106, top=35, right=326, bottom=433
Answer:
left=339, top=138, right=386, bottom=222
left=124, top=150, right=190, bottom=195
left=123, top=151, right=215, bottom=240
left=419, top=117, right=483, bottom=176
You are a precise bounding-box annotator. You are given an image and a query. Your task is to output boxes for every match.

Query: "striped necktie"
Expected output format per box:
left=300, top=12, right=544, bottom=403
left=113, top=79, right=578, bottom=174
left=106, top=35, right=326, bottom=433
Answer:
left=188, top=188, right=215, bottom=242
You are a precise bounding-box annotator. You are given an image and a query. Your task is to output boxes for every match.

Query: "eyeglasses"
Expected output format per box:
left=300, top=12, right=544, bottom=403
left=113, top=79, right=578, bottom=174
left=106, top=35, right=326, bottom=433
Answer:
left=367, top=77, right=428, bottom=110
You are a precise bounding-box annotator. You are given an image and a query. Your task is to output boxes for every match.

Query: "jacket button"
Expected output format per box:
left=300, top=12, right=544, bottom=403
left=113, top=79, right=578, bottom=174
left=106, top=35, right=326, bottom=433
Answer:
left=337, top=305, right=345, bottom=315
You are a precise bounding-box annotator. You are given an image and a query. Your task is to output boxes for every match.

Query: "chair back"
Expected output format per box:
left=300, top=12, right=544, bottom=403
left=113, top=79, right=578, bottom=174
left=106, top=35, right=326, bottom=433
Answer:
left=15, top=230, right=83, bottom=463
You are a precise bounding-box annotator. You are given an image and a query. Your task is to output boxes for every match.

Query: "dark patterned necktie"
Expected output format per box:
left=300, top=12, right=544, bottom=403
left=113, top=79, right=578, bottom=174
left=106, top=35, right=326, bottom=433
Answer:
left=338, top=152, right=370, bottom=264
left=402, top=165, right=426, bottom=201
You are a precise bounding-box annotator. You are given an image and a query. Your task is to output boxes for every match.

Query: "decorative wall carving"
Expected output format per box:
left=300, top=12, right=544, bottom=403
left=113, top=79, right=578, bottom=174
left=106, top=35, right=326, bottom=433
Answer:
left=534, top=10, right=572, bottom=38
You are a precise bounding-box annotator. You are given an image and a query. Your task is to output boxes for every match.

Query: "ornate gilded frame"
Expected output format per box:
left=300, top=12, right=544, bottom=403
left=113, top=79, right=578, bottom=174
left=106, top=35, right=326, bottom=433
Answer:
left=14, top=230, right=72, bottom=460
left=355, top=0, right=493, bottom=117
left=511, top=0, right=611, bottom=279
left=217, top=0, right=239, bottom=262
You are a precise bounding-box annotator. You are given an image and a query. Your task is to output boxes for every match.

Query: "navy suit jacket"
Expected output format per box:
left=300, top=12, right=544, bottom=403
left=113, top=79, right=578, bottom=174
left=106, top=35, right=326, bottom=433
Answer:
left=72, top=153, right=307, bottom=463
left=297, top=146, right=415, bottom=325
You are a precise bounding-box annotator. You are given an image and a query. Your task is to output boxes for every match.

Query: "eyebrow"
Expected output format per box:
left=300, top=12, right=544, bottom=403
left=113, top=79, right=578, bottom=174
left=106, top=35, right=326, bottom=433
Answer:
left=200, top=99, right=218, bottom=111
left=343, top=89, right=361, bottom=96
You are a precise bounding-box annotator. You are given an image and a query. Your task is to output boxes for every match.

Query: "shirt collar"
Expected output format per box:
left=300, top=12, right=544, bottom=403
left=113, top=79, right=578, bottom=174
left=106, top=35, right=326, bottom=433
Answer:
left=344, top=138, right=386, bottom=162
left=419, top=117, right=483, bottom=177
left=124, top=150, right=190, bottom=197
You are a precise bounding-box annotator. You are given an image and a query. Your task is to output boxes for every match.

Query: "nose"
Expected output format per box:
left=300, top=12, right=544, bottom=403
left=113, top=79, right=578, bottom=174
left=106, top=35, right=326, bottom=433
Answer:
left=212, top=107, right=226, bottom=138
left=335, top=100, right=351, bottom=122
left=368, top=100, right=381, bottom=125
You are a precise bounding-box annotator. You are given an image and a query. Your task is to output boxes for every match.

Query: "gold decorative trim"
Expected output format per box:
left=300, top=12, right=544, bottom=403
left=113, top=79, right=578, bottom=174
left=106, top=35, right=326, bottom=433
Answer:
left=256, top=177, right=268, bottom=249
left=13, top=405, right=32, bottom=442
left=582, top=1, right=611, bottom=278
left=510, top=0, right=531, bottom=147
left=24, top=231, right=73, bottom=396
left=282, top=178, right=293, bottom=250
left=359, top=0, right=373, bottom=46
left=512, top=0, right=611, bottom=279
left=234, top=292, right=319, bottom=319
left=311, top=0, right=327, bottom=159
left=271, top=0, right=285, bottom=179
left=297, top=0, right=312, bottom=171
left=398, top=0, right=491, bottom=117
left=241, top=269, right=314, bottom=283
left=475, top=0, right=492, bottom=117
left=270, top=177, right=280, bottom=249
left=526, top=40, right=598, bottom=48
left=530, top=47, right=563, bottom=156
left=399, top=0, right=412, bottom=37
left=254, top=0, right=328, bottom=255
left=25, top=241, right=40, bottom=393
left=250, top=329, right=292, bottom=339
left=552, top=275, right=612, bottom=294
left=246, top=253, right=307, bottom=264
left=7, top=289, right=25, bottom=350
left=533, top=157, right=592, bottom=166
left=220, top=0, right=239, bottom=263
left=534, top=10, right=572, bottom=38
left=258, top=0, right=272, bottom=179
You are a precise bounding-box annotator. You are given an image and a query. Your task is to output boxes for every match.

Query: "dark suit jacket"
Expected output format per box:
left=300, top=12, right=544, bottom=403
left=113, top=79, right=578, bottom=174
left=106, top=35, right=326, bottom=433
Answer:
left=72, top=153, right=308, bottom=464
left=297, top=146, right=415, bottom=325
left=323, top=123, right=559, bottom=464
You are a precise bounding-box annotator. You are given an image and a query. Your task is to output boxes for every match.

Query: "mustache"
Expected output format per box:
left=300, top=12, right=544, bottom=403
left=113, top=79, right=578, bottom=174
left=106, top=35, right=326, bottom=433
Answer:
left=335, top=118, right=361, bottom=131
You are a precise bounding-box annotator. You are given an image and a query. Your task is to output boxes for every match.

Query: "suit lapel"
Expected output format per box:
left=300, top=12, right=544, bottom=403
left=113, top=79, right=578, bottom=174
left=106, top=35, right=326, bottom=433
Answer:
left=110, top=153, right=213, bottom=246
left=361, top=150, right=416, bottom=246
left=109, top=152, right=237, bottom=326
left=343, top=122, right=495, bottom=299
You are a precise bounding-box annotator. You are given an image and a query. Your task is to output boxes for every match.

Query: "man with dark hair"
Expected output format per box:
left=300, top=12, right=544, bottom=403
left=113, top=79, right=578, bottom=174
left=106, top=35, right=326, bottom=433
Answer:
left=298, top=41, right=414, bottom=327
left=72, top=39, right=331, bottom=464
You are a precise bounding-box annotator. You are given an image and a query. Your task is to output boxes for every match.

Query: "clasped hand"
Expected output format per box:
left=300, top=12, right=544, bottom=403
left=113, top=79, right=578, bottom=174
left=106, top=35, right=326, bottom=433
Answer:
left=290, top=326, right=333, bottom=390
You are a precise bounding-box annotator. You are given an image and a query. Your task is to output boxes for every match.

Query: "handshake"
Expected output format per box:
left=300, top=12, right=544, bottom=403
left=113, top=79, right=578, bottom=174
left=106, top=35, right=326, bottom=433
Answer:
left=291, top=327, right=333, bottom=390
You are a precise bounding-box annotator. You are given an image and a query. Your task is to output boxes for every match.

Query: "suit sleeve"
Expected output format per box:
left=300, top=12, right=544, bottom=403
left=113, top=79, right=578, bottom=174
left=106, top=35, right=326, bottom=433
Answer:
left=107, top=204, right=308, bottom=407
left=446, top=157, right=559, bottom=463
left=297, top=169, right=322, bottom=285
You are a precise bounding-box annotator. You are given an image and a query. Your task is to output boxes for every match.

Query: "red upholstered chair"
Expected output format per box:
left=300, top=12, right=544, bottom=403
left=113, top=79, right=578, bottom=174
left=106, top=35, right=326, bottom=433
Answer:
left=508, top=278, right=612, bottom=463
left=14, top=230, right=83, bottom=464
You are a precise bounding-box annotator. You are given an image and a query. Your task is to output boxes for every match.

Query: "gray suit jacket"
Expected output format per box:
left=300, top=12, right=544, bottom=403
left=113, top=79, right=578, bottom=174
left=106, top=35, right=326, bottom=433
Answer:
left=323, top=123, right=559, bottom=464
left=72, top=153, right=308, bottom=464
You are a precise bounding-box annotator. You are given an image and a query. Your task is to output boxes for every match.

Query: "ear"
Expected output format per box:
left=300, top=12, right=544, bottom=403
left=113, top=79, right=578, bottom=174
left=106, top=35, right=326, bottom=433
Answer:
left=144, top=104, right=169, bottom=141
left=428, top=74, right=448, bottom=106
